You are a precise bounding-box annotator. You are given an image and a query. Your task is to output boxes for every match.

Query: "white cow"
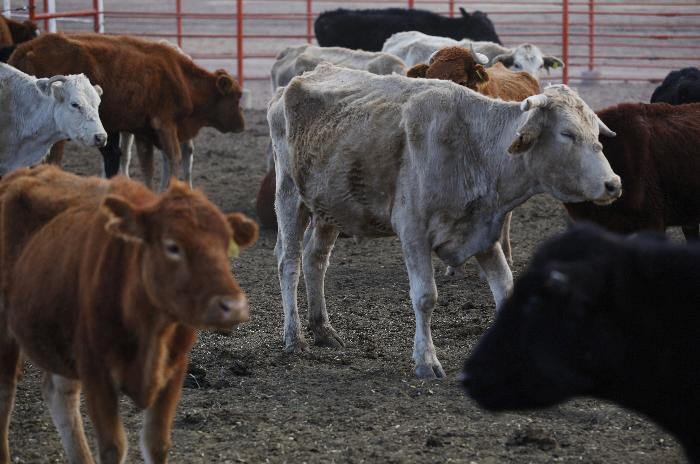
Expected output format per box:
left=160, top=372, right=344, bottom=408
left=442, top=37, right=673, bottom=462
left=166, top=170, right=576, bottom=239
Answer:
left=271, top=44, right=406, bottom=90
left=0, top=63, right=106, bottom=176
left=383, top=31, right=564, bottom=77
left=269, top=64, right=620, bottom=379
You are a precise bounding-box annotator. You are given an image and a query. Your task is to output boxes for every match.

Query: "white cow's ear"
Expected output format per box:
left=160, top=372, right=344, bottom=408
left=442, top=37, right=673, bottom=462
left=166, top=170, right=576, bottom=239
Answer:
left=35, top=78, right=51, bottom=96
left=508, top=110, right=543, bottom=155
left=93, top=84, right=103, bottom=96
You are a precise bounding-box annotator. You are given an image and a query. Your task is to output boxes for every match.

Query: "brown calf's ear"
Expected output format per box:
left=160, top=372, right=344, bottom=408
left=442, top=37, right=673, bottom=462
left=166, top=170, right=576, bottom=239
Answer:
left=406, top=64, right=429, bottom=79
left=102, top=195, right=146, bottom=243
left=507, top=131, right=537, bottom=155
left=227, top=213, right=259, bottom=249
left=473, top=64, right=489, bottom=83
left=216, top=73, right=236, bottom=95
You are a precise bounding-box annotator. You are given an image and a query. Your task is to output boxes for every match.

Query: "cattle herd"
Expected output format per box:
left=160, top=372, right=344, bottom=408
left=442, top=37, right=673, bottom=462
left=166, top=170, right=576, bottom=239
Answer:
left=0, top=6, right=698, bottom=464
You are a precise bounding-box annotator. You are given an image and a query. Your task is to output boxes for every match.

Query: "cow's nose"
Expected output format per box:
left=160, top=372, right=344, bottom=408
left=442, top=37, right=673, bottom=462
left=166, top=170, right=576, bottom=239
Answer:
left=206, top=295, right=249, bottom=328
left=94, top=133, right=108, bottom=147
left=604, top=176, right=622, bottom=198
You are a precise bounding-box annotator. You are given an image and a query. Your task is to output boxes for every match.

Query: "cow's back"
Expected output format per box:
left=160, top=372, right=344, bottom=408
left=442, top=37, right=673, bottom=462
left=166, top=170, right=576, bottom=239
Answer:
left=0, top=17, right=12, bottom=47
left=483, top=63, right=540, bottom=101
left=9, top=34, right=189, bottom=131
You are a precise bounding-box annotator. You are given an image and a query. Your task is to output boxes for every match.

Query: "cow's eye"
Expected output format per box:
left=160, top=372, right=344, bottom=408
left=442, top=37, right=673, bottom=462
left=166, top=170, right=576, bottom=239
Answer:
left=163, top=239, right=183, bottom=260
left=561, top=131, right=575, bottom=140
left=71, top=102, right=80, bottom=109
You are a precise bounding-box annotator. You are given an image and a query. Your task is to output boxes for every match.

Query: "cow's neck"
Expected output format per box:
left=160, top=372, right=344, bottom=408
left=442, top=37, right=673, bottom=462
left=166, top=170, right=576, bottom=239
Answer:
left=179, top=65, right=219, bottom=138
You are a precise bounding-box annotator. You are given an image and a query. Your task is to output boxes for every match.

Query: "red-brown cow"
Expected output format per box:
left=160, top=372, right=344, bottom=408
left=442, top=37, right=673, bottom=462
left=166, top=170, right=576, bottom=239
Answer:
left=9, top=33, right=244, bottom=184
left=0, top=166, right=258, bottom=464
left=565, top=102, right=700, bottom=239
left=0, top=16, right=37, bottom=48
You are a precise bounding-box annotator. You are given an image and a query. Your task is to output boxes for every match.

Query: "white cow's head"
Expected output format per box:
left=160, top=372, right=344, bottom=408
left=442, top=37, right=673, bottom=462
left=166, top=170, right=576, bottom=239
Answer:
left=493, top=44, right=564, bottom=77
left=508, top=84, right=621, bottom=205
left=36, top=74, right=107, bottom=147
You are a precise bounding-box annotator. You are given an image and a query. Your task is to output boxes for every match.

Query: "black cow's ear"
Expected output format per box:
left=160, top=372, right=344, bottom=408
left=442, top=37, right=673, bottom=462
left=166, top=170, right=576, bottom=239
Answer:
left=545, top=269, right=570, bottom=294
left=459, top=7, right=469, bottom=17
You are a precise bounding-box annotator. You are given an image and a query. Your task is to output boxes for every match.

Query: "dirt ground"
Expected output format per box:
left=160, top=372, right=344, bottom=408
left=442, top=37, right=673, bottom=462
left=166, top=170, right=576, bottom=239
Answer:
left=8, top=81, right=687, bottom=463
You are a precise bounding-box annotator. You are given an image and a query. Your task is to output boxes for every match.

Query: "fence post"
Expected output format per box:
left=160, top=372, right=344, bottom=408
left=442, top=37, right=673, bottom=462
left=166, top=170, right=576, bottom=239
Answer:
left=306, top=0, right=313, bottom=43
left=449, top=0, right=455, bottom=17
left=588, top=0, right=594, bottom=71
left=236, top=0, right=244, bottom=86
left=408, top=0, right=414, bottom=8
left=93, top=0, right=102, bottom=33
left=28, top=0, right=35, bottom=22
left=42, top=0, right=49, bottom=32
left=176, top=0, right=183, bottom=48
left=562, top=0, right=569, bottom=84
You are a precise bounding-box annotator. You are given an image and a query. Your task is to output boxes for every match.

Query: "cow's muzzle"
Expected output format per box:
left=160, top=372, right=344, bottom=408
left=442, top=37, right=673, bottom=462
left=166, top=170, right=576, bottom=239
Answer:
left=203, top=294, right=249, bottom=329
left=593, top=175, right=622, bottom=206
left=93, top=132, right=108, bottom=147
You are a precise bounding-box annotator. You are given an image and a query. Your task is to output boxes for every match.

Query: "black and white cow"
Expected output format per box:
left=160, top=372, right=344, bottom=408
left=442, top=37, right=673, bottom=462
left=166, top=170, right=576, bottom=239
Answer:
left=462, top=223, right=700, bottom=463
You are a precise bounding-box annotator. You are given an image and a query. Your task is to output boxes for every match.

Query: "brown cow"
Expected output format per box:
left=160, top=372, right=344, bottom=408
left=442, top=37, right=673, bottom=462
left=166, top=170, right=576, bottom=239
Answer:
left=9, top=33, right=244, bottom=184
left=565, top=102, right=700, bottom=239
left=0, top=166, right=258, bottom=464
left=0, top=16, right=37, bottom=48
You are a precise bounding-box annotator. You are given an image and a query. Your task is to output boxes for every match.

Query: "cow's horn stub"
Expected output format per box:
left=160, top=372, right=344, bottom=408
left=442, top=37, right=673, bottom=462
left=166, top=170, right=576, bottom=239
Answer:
left=470, top=42, right=489, bottom=65
left=520, top=94, right=549, bottom=111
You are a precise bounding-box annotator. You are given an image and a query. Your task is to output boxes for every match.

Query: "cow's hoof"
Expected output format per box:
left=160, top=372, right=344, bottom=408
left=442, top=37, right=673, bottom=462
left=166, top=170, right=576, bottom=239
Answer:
left=312, top=325, right=345, bottom=349
left=283, top=337, right=310, bottom=354
left=415, top=364, right=446, bottom=379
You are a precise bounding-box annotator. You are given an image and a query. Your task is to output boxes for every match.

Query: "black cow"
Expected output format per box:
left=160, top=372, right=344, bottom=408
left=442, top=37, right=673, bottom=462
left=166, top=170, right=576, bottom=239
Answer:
left=462, top=223, right=700, bottom=463
left=651, top=67, right=700, bottom=105
left=0, top=44, right=15, bottom=63
left=314, top=8, right=501, bottom=51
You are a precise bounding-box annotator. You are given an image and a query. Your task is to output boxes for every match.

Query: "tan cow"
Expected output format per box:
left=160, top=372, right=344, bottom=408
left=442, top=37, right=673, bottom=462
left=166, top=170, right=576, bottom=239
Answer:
left=0, top=166, right=258, bottom=464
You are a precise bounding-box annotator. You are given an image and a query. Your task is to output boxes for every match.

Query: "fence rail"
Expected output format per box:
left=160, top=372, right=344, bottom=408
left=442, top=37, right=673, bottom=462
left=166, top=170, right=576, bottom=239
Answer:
left=9, top=1, right=700, bottom=87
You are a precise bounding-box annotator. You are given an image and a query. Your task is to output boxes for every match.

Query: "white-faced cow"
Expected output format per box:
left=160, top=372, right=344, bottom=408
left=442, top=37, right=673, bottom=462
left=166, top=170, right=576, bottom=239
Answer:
left=268, top=64, right=621, bottom=378
left=0, top=63, right=107, bottom=175
left=383, top=31, right=564, bottom=77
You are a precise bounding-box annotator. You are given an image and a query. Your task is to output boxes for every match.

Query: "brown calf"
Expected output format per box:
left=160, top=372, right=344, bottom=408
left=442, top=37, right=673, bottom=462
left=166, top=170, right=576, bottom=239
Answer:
left=9, top=33, right=244, bottom=182
left=0, top=166, right=258, bottom=464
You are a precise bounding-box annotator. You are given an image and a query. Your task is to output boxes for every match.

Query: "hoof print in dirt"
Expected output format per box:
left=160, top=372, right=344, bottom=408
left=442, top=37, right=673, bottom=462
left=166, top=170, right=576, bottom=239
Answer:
left=506, top=427, right=558, bottom=451
left=425, top=435, right=444, bottom=448
left=183, top=364, right=210, bottom=389
left=229, top=359, right=252, bottom=376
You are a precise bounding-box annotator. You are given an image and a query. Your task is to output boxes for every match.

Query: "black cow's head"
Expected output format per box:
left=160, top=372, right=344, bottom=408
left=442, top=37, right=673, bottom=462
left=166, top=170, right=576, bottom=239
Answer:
left=462, top=224, right=626, bottom=411
left=459, top=8, right=502, bottom=45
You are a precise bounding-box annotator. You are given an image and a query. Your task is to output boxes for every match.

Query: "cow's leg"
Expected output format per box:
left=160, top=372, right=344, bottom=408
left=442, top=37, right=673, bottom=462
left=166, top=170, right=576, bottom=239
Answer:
left=135, top=140, right=155, bottom=191
left=139, top=361, right=186, bottom=464
left=180, top=140, right=194, bottom=189
left=682, top=224, right=699, bottom=241
left=155, top=126, right=181, bottom=191
left=99, top=132, right=122, bottom=178
left=475, top=242, right=513, bottom=309
left=500, top=211, right=513, bottom=266
left=118, top=133, right=134, bottom=178
left=400, top=239, right=443, bottom=379
left=42, top=374, right=95, bottom=464
left=45, top=141, right=66, bottom=166
left=275, top=172, right=311, bottom=353
left=0, top=334, right=20, bottom=464
left=303, top=222, right=343, bottom=348
left=83, top=376, right=126, bottom=464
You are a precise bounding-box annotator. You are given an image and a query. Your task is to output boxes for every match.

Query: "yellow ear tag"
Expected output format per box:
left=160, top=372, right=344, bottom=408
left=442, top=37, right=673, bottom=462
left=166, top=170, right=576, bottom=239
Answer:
left=228, top=239, right=239, bottom=258
left=552, top=62, right=560, bottom=69
left=475, top=69, right=483, bottom=80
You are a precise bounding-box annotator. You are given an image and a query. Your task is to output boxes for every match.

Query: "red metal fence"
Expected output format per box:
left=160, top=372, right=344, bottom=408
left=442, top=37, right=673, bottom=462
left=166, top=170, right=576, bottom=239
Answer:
left=12, top=0, right=700, bottom=87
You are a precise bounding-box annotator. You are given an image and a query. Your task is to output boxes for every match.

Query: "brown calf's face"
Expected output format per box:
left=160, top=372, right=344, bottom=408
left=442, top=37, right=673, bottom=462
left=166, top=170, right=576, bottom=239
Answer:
left=406, top=46, right=489, bottom=90
left=102, top=181, right=258, bottom=330
left=212, top=69, right=245, bottom=133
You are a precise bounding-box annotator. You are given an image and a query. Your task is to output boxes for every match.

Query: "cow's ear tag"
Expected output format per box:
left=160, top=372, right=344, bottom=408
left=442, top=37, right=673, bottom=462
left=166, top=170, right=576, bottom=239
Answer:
left=475, top=69, right=483, bottom=80
left=228, top=239, right=240, bottom=258
left=552, top=62, right=560, bottom=69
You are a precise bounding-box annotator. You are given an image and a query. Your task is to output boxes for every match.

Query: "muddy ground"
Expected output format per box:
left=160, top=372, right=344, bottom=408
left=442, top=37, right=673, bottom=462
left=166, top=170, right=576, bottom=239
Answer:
left=8, top=82, right=686, bottom=463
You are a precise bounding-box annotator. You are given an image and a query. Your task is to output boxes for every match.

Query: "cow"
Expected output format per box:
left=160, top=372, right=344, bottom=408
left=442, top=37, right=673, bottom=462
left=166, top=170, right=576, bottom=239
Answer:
left=564, top=102, right=700, bottom=241
left=383, top=31, right=563, bottom=76
left=0, top=165, right=258, bottom=464
left=0, top=45, right=15, bottom=63
left=0, top=63, right=107, bottom=175
left=651, top=67, right=700, bottom=105
left=0, top=16, right=37, bottom=48
left=314, top=8, right=501, bottom=52
left=256, top=44, right=407, bottom=229
left=9, top=33, right=244, bottom=184
left=268, top=63, right=621, bottom=378
left=407, top=46, right=542, bottom=269
left=461, top=223, right=700, bottom=463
